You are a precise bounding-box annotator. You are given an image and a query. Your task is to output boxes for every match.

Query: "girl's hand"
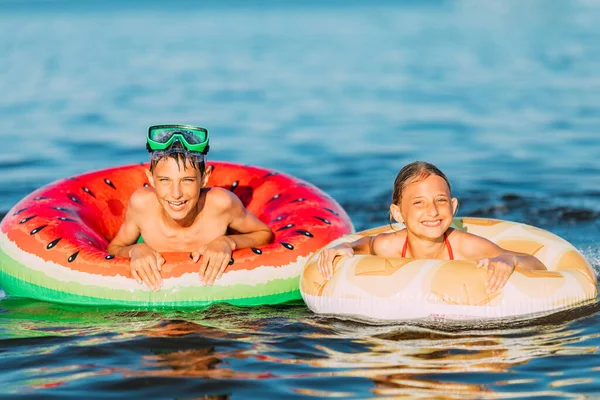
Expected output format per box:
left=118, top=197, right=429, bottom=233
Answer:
left=129, top=244, right=165, bottom=291
left=191, top=237, right=235, bottom=286
left=476, top=254, right=517, bottom=294
left=317, top=243, right=354, bottom=280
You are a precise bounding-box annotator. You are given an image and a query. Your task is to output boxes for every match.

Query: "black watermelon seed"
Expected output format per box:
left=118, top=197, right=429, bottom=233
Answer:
left=262, top=172, right=278, bottom=178
left=104, top=179, right=116, bottom=189
left=19, top=215, right=36, bottom=224
left=30, top=225, right=47, bottom=235
left=268, top=194, right=281, bottom=202
left=58, top=217, right=77, bottom=222
left=13, top=207, right=29, bottom=216
left=295, top=229, right=313, bottom=237
left=46, top=238, right=61, bottom=249
left=33, top=196, right=49, bottom=201
left=313, top=216, right=331, bottom=225
left=230, top=181, right=239, bottom=191
left=322, top=207, right=339, bottom=216
left=189, top=253, right=194, bottom=260
left=68, top=251, right=79, bottom=262
left=271, top=215, right=286, bottom=222
left=54, top=207, right=72, bottom=213
left=228, top=258, right=234, bottom=265
left=143, top=183, right=149, bottom=187
left=105, top=254, right=115, bottom=260
left=68, top=194, right=82, bottom=204
left=251, top=248, right=262, bottom=255
left=82, top=187, right=95, bottom=198
left=290, top=198, right=305, bottom=203
left=280, top=242, right=294, bottom=250
left=277, top=223, right=294, bottom=231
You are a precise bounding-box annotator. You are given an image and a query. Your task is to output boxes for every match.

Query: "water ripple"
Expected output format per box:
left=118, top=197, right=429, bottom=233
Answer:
left=1, top=0, right=600, bottom=398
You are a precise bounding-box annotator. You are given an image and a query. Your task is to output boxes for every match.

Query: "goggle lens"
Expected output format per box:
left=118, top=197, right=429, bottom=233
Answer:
left=147, top=125, right=209, bottom=154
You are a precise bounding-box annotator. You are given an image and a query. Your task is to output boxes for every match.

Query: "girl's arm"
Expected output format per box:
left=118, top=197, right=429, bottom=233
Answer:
left=316, top=232, right=401, bottom=279
left=316, top=236, right=370, bottom=280
left=464, top=233, right=547, bottom=293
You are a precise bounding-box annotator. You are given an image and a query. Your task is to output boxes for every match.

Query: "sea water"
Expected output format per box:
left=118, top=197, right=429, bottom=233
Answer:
left=1, top=0, right=600, bottom=397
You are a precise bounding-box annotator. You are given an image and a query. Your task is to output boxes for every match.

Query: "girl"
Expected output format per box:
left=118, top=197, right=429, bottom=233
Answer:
left=317, top=161, right=546, bottom=294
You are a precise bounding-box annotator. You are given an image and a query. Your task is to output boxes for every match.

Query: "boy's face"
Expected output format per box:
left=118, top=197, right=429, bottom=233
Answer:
left=146, top=157, right=207, bottom=224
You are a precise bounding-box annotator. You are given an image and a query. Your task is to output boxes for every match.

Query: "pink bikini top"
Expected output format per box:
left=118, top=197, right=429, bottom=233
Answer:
left=401, top=231, right=454, bottom=260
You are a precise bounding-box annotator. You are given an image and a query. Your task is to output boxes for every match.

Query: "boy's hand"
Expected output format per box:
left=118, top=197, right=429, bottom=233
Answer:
left=317, top=243, right=354, bottom=280
left=191, top=237, right=235, bottom=286
left=476, top=254, right=516, bottom=294
left=129, top=244, right=164, bottom=291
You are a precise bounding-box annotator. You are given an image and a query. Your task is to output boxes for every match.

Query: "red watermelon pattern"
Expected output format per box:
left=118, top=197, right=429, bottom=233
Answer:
left=0, top=162, right=354, bottom=307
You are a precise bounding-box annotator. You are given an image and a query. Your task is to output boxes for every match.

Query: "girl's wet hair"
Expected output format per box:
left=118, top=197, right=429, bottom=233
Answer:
left=149, top=141, right=207, bottom=175
left=388, top=161, right=452, bottom=228
left=391, top=161, right=451, bottom=205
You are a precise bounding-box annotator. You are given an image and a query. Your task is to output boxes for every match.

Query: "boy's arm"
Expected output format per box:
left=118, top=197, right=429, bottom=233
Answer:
left=107, top=201, right=143, bottom=258
left=193, top=189, right=273, bottom=285
left=224, top=197, right=274, bottom=250
left=107, top=193, right=164, bottom=291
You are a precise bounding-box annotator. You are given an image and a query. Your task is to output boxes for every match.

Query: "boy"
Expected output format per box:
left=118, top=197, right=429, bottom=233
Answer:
left=107, top=124, right=274, bottom=291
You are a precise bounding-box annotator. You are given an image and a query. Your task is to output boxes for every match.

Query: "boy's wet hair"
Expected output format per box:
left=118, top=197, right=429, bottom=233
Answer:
left=391, top=161, right=452, bottom=206
left=149, top=141, right=207, bottom=175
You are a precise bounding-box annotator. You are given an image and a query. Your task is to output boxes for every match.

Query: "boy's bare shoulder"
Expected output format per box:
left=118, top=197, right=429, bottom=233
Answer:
left=204, top=187, right=239, bottom=209
left=128, top=186, right=157, bottom=211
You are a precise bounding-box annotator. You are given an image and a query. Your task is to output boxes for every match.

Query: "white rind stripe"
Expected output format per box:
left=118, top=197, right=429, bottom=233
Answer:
left=0, top=231, right=308, bottom=291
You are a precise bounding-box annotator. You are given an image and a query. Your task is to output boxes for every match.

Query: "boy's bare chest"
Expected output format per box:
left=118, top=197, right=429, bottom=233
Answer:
left=140, top=215, right=228, bottom=252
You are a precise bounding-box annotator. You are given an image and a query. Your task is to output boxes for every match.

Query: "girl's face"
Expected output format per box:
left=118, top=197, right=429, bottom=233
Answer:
left=390, top=174, right=458, bottom=240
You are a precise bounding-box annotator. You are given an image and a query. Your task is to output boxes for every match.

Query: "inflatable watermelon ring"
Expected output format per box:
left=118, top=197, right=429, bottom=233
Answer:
left=0, top=161, right=353, bottom=307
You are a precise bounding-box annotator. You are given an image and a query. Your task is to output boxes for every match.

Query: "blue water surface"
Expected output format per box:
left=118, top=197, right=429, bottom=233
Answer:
left=1, top=0, right=600, bottom=398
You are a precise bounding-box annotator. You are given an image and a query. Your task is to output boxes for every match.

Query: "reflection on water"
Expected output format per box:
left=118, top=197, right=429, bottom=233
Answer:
left=305, top=307, right=600, bottom=398
left=1, top=0, right=600, bottom=397
left=2, top=298, right=600, bottom=397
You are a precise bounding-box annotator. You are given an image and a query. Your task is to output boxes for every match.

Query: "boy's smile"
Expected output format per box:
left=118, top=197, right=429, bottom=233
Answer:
left=167, top=200, right=188, bottom=211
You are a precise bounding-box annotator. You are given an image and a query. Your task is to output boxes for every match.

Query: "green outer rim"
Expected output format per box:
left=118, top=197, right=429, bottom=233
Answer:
left=0, top=247, right=302, bottom=307
left=0, top=269, right=300, bottom=308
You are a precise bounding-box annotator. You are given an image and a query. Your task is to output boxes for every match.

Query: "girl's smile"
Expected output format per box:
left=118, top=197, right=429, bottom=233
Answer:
left=394, top=174, right=458, bottom=241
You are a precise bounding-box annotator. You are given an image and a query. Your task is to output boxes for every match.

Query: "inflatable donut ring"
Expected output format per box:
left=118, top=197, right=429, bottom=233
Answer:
left=0, top=162, right=353, bottom=307
left=300, top=218, right=598, bottom=322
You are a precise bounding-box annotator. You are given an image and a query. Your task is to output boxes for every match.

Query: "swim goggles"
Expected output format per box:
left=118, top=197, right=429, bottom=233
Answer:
left=146, top=124, right=210, bottom=154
